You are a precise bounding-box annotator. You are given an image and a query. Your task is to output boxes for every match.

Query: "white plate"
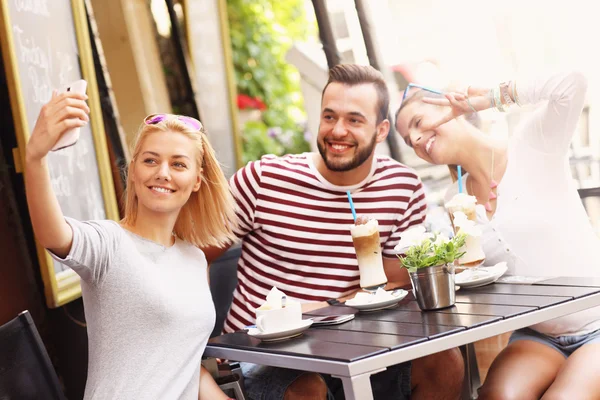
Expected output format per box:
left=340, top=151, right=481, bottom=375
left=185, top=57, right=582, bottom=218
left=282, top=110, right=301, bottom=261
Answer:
left=247, top=319, right=313, bottom=342
left=345, top=289, right=408, bottom=311
left=455, top=263, right=508, bottom=288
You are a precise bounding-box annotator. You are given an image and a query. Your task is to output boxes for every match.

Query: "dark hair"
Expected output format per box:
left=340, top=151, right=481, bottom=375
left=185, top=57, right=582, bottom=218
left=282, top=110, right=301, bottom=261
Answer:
left=323, top=64, right=389, bottom=124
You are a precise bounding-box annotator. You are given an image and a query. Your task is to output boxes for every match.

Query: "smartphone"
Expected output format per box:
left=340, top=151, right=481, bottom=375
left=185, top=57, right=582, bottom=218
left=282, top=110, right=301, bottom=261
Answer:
left=310, top=314, right=355, bottom=326
left=51, top=79, right=88, bottom=151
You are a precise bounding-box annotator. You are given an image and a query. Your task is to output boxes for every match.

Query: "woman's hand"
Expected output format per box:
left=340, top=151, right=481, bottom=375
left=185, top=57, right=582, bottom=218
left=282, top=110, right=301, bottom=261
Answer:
left=420, top=87, right=491, bottom=131
left=26, top=90, right=90, bottom=162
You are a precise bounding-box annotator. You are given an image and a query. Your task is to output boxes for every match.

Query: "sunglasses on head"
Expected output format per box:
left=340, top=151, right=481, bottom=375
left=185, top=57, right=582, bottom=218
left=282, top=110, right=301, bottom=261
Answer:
left=144, top=114, right=204, bottom=131
left=400, top=83, right=443, bottom=106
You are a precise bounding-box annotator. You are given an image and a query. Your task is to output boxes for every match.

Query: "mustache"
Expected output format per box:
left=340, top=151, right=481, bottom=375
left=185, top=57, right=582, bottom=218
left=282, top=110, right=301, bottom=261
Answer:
left=323, top=138, right=357, bottom=146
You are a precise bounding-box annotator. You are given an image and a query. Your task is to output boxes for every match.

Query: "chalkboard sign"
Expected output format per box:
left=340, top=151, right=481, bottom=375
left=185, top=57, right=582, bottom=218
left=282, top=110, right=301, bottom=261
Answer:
left=0, top=0, right=119, bottom=308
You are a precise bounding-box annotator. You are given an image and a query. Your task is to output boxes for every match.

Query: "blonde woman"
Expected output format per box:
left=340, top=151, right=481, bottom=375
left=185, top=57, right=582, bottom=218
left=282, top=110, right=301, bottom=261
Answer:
left=25, top=90, right=238, bottom=399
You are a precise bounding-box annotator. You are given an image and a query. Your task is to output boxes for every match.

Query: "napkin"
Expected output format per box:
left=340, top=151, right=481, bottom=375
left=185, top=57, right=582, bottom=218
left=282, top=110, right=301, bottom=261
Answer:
left=258, top=287, right=287, bottom=310
left=347, top=288, right=394, bottom=305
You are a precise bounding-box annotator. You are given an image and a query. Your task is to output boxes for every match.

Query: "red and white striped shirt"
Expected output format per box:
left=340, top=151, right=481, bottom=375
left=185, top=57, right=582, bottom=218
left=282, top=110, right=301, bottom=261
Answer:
left=224, top=153, right=426, bottom=333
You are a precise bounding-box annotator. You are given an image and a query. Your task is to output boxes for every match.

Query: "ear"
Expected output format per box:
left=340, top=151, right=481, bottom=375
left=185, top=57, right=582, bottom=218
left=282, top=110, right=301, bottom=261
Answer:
left=192, top=173, right=202, bottom=192
left=375, top=119, right=390, bottom=144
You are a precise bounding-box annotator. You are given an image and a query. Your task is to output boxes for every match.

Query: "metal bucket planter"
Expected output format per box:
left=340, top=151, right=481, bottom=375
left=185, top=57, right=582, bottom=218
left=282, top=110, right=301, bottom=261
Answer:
left=409, top=263, right=456, bottom=311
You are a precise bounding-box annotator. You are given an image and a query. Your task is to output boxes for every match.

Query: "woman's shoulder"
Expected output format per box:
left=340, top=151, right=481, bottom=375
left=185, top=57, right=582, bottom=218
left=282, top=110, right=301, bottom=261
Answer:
left=66, top=217, right=125, bottom=238
left=175, top=240, right=208, bottom=266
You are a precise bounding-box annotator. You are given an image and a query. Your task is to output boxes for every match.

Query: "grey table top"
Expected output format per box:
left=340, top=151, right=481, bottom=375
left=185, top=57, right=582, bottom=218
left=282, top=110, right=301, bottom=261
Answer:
left=207, top=277, right=600, bottom=363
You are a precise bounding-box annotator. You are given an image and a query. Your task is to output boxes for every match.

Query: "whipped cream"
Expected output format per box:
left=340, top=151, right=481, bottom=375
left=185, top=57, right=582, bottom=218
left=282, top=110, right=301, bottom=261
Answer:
left=445, top=193, right=477, bottom=209
left=350, top=218, right=379, bottom=237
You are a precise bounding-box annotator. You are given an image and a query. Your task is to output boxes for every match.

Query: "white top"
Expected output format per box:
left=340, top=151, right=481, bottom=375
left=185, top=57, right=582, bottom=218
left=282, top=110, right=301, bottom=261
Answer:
left=446, top=71, right=600, bottom=337
left=52, top=218, right=215, bottom=399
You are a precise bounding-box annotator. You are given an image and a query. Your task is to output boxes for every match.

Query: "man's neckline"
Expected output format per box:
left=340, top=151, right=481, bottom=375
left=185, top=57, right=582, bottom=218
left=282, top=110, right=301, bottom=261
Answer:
left=305, top=152, right=378, bottom=191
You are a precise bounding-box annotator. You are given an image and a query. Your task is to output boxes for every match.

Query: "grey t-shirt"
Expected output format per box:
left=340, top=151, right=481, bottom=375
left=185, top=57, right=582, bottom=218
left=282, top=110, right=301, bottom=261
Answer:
left=52, top=218, right=215, bottom=399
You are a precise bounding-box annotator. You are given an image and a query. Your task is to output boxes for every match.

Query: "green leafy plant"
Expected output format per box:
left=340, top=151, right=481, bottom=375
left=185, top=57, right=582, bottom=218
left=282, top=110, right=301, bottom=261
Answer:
left=398, top=233, right=467, bottom=272
left=227, top=0, right=314, bottom=162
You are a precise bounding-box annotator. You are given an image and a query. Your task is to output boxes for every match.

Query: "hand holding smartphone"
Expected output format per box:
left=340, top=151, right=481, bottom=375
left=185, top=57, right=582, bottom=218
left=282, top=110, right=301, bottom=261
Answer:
left=51, top=79, right=87, bottom=151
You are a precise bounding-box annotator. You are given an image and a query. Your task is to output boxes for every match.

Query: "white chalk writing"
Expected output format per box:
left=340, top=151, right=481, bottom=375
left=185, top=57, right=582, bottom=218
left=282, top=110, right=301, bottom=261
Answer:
left=13, top=0, right=50, bottom=17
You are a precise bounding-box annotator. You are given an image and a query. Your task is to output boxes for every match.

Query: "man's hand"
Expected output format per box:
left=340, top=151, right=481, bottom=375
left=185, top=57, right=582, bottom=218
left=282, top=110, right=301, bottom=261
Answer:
left=299, top=289, right=364, bottom=313
left=301, top=302, right=329, bottom=313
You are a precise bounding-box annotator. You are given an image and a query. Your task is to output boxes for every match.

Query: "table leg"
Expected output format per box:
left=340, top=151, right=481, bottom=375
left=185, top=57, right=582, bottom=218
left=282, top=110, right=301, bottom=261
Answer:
left=333, top=369, right=385, bottom=400
left=460, top=343, right=481, bottom=399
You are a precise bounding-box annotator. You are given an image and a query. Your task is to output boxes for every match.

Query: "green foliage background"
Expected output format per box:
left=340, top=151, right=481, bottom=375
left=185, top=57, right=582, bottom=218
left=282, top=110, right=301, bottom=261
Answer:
left=227, top=0, right=315, bottom=163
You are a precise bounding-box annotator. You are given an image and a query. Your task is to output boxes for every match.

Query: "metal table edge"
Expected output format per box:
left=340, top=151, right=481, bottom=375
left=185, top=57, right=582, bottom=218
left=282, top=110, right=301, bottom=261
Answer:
left=346, top=292, right=600, bottom=377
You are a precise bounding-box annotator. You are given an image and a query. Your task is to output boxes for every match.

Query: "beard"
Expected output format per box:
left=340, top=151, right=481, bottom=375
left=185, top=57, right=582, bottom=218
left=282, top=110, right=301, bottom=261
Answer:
left=317, top=131, right=377, bottom=172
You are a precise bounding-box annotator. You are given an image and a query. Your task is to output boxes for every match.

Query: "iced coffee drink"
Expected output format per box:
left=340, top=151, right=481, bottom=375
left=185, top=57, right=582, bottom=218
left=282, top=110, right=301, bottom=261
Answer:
left=453, top=211, right=485, bottom=267
left=445, top=193, right=477, bottom=233
left=350, top=216, right=388, bottom=291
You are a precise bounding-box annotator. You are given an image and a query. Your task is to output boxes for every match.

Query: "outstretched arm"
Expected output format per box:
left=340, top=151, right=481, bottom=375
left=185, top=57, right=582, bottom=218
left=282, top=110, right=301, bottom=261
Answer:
left=25, top=91, right=89, bottom=258
left=420, top=70, right=587, bottom=153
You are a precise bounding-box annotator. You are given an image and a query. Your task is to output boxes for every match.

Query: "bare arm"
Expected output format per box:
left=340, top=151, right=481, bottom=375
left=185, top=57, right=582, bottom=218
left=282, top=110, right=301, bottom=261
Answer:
left=301, top=254, right=409, bottom=313
left=24, top=91, right=89, bottom=258
left=422, top=71, right=587, bottom=153
left=383, top=256, right=410, bottom=289
left=198, top=365, right=229, bottom=400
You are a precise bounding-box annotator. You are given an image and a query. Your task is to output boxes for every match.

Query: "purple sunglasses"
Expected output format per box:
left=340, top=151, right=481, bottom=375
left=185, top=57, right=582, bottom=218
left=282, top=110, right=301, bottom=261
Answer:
left=144, top=113, right=204, bottom=131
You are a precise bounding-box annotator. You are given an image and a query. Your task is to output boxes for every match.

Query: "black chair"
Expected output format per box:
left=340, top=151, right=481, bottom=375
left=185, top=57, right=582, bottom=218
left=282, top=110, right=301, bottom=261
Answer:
left=207, top=245, right=246, bottom=399
left=209, top=243, right=242, bottom=338
left=0, top=310, right=66, bottom=400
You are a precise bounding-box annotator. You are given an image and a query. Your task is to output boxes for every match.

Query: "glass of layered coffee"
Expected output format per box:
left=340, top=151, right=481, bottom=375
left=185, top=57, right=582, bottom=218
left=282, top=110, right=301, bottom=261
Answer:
left=453, top=211, right=485, bottom=268
left=350, top=216, right=388, bottom=291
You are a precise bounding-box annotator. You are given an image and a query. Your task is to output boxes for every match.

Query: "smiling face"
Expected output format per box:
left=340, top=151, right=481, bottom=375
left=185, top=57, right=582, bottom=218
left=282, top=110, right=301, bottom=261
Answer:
left=317, top=82, right=389, bottom=173
left=395, top=99, right=462, bottom=165
left=130, top=130, right=201, bottom=219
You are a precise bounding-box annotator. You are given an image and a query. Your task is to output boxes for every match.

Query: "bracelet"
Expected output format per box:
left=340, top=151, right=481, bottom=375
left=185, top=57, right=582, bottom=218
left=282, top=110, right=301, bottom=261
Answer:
left=511, top=80, right=522, bottom=106
left=493, top=87, right=506, bottom=112
left=465, top=86, right=477, bottom=113
left=499, top=81, right=514, bottom=109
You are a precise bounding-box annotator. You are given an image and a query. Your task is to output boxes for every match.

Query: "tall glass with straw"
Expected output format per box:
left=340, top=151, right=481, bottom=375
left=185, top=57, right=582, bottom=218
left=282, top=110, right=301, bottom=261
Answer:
left=347, top=191, right=388, bottom=291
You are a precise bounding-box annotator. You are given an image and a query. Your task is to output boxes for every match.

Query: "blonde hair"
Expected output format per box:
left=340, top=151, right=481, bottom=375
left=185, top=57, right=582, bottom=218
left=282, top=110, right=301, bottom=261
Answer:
left=122, top=118, right=239, bottom=248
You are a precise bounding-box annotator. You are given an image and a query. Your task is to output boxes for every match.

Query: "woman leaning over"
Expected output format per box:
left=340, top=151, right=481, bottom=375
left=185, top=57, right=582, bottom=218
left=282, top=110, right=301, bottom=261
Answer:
left=395, top=70, right=600, bottom=399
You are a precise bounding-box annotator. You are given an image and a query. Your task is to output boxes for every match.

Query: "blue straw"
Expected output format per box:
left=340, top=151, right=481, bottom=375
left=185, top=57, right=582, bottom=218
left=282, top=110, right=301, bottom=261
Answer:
left=346, top=190, right=357, bottom=221
left=457, top=165, right=463, bottom=193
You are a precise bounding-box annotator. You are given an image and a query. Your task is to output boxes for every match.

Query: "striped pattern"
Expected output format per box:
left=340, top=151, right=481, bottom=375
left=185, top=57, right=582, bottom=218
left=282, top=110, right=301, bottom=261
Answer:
left=224, top=154, right=426, bottom=333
